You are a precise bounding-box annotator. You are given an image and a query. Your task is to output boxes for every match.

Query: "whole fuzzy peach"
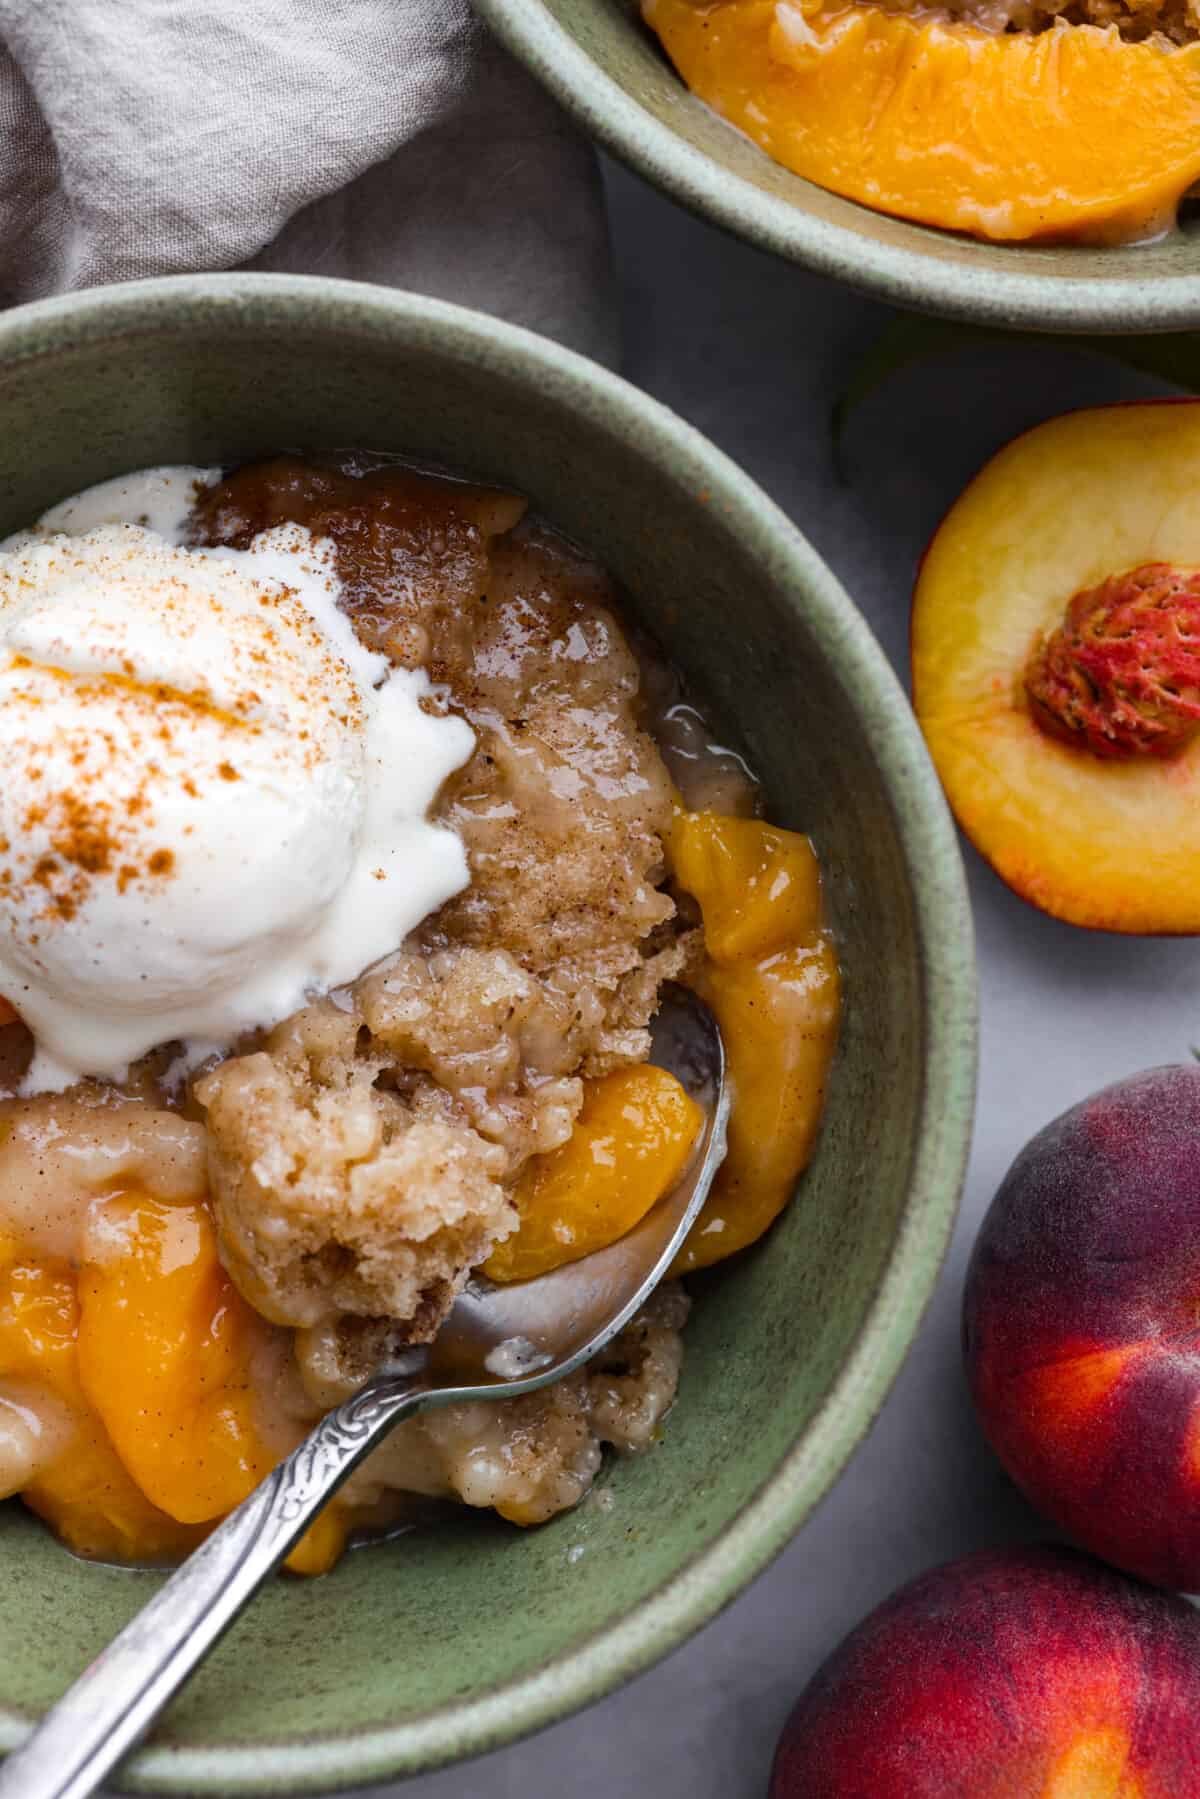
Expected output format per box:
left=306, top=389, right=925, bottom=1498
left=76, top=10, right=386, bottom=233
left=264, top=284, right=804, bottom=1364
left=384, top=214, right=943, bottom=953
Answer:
left=769, top=1545, right=1200, bottom=1798
left=965, top=1064, right=1200, bottom=1591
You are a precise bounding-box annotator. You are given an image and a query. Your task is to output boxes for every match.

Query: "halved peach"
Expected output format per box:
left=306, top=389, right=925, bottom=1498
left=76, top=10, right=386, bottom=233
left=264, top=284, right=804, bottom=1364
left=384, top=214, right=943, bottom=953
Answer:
left=643, top=0, right=1200, bottom=245
left=913, top=401, right=1200, bottom=934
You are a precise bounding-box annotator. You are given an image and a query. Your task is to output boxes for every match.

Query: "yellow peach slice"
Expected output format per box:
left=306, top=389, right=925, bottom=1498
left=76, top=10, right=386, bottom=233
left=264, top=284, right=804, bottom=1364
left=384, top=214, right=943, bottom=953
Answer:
left=669, top=810, right=839, bottom=1273
left=484, top=1065, right=703, bottom=1284
left=671, top=809, right=822, bottom=963
left=78, top=1193, right=274, bottom=1524
left=675, top=940, right=839, bottom=1272
left=78, top=1192, right=347, bottom=1572
left=0, top=1255, right=201, bottom=1563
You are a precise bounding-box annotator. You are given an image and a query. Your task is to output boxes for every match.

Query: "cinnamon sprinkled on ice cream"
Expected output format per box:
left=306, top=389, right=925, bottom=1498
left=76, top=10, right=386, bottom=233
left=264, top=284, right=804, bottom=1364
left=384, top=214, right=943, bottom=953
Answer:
left=0, top=475, right=473, bottom=1090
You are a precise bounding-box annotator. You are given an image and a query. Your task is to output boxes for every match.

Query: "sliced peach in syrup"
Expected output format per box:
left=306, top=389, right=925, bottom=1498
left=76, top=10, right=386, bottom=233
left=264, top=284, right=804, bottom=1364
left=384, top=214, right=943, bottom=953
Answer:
left=483, top=1066, right=703, bottom=1284
left=0, top=1246, right=201, bottom=1564
left=670, top=810, right=822, bottom=963
left=487, top=812, right=836, bottom=1284
left=669, top=811, right=839, bottom=1274
left=78, top=1193, right=273, bottom=1523
left=643, top=0, right=1200, bottom=245
left=913, top=401, right=1200, bottom=934
left=77, top=1192, right=346, bottom=1574
left=678, top=942, right=840, bottom=1272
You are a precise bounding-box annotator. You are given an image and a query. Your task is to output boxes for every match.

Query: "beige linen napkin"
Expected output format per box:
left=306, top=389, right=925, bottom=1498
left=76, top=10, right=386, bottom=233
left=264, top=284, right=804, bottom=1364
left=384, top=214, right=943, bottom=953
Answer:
left=0, top=0, right=615, bottom=360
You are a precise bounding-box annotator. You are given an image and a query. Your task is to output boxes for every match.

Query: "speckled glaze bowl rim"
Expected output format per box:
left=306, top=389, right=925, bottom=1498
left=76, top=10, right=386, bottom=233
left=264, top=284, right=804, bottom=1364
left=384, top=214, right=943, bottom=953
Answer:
left=0, top=274, right=976, bottom=1795
left=476, top=0, right=1200, bottom=334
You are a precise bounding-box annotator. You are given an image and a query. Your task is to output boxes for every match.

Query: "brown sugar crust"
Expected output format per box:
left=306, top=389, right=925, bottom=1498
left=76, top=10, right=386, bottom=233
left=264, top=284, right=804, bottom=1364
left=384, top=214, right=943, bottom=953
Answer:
left=192, top=458, right=689, bottom=1343
left=877, top=0, right=1200, bottom=40
left=321, top=1284, right=691, bottom=1527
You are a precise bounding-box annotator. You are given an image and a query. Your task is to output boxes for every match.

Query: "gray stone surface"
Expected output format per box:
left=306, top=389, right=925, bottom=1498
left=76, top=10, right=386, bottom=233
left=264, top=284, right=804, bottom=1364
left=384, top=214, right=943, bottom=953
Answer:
left=369, top=159, right=1197, bottom=1797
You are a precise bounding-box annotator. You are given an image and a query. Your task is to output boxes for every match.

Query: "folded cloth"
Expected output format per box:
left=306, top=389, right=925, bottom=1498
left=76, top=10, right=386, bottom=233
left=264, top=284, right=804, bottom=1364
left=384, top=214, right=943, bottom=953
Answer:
left=0, top=0, right=615, bottom=360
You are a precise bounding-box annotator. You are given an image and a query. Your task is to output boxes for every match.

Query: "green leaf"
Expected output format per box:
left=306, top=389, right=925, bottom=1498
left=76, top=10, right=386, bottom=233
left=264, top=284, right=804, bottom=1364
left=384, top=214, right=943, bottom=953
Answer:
left=832, top=318, right=1200, bottom=480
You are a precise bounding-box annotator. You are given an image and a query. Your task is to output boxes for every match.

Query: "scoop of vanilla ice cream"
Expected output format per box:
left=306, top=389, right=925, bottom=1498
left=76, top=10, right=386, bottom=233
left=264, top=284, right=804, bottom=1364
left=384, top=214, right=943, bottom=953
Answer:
left=0, top=493, right=473, bottom=1091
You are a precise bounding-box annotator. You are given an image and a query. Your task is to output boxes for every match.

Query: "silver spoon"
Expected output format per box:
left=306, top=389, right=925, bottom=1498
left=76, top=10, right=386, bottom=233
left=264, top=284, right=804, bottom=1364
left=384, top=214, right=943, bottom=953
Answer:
left=0, top=988, right=727, bottom=1799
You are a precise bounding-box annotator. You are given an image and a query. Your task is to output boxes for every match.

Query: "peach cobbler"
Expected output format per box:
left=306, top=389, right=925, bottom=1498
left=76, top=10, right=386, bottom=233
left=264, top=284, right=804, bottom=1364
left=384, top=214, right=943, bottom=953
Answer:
left=0, top=456, right=838, bottom=1574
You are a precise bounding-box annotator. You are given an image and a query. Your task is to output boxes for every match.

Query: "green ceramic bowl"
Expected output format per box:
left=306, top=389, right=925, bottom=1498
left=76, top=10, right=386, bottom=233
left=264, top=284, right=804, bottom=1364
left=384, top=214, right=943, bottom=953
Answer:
left=477, top=0, right=1200, bottom=332
left=0, top=274, right=975, bottom=1794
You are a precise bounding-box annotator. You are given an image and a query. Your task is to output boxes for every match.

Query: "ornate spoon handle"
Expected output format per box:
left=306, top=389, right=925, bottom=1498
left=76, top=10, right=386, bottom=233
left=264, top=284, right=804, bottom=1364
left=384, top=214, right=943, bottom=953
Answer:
left=0, top=1372, right=427, bottom=1799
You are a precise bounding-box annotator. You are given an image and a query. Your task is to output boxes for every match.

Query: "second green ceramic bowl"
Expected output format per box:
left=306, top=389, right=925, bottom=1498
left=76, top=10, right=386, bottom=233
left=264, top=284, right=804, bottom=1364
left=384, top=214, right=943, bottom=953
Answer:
left=0, top=274, right=975, bottom=1793
left=477, top=0, right=1200, bottom=332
